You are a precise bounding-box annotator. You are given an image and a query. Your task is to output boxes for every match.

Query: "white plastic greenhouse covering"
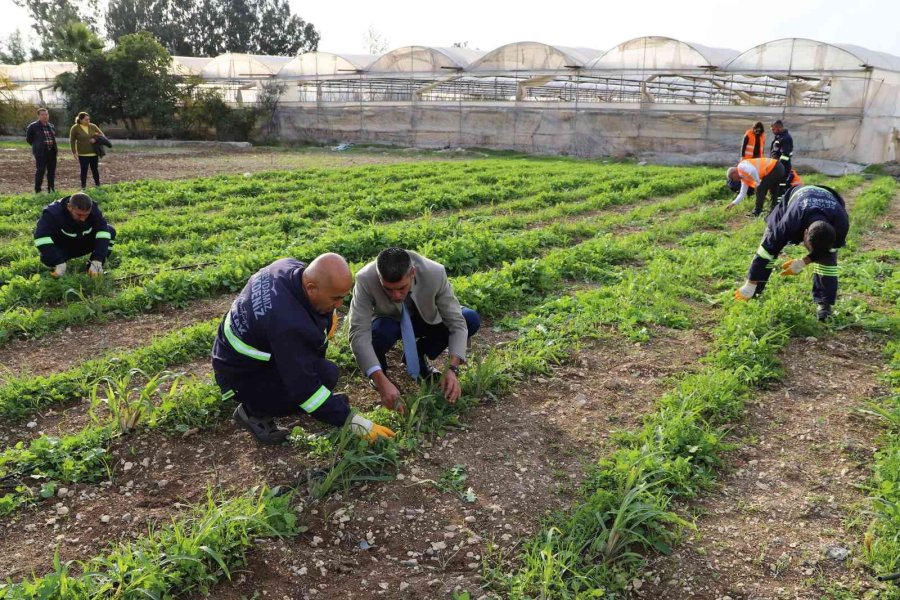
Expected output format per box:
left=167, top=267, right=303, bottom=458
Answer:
left=200, top=53, right=292, bottom=80
left=6, top=62, right=75, bottom=83
left=170, top=56, right=212, bottom=77
left=469, top=42, right=602, bottom=73
left=3, top=36, right=898, bottom=163
left=367, top=46, right=484, bottom=74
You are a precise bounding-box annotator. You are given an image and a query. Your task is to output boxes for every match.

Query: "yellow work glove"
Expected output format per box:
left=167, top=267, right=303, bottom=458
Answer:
left=734, top=281, right=757, bottom=301
left=350, top=414, right=396, bottom=443
left=780, top=259, right=805, bottom=276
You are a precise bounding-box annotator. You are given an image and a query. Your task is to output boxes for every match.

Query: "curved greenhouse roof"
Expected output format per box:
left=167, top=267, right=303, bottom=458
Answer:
left=724, top=38, right=900, bottom=73
left=366, top=46, right=483, bottom=73
left=279, top=52, right=375, bottom=78
left=170, top=56, right=212, bottom=77
left=469, top=42, right=602, bottom=72
left=587, top=36, right=738, bottom=71
left=6, top=61, right=75, bottom=82
left=201, top=53, right=292, bottom=80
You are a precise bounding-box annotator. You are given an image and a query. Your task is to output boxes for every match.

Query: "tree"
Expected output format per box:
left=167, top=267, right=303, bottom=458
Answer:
left=0, top=30, right=30, bottom=64
left=13, top=0, right=100, bottom=59
left=104, top=0, right=319, bottom=57
left=56, top=32, right=180, bottom=134
left=52, top=22, right=104, bottom=61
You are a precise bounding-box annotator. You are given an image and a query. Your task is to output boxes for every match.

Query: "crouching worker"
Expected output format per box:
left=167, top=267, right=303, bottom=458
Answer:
left=734, top=185, right=849, bottom=321
left=212, top=254, right=395, bottom=445
left=33, top=192, right=115, bottom=277
left=349, top=248, right=481, bottom=410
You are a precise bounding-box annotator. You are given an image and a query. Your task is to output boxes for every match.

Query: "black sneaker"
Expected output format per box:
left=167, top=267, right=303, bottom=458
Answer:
left=816, top=304, right=832, bottom=322
left=233, top=403, right=289, bottom=445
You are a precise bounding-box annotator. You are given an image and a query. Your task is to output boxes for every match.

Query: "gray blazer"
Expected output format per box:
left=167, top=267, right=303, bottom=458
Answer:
left=349, top=251, right=468, bottom=375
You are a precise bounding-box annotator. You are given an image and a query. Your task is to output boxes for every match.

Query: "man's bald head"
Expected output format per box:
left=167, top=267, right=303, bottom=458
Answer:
left=303, top=253, right=353, bottom=314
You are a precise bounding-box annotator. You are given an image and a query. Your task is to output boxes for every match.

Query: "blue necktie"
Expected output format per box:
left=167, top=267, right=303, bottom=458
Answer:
left=400, top=303, right=420, bottom=379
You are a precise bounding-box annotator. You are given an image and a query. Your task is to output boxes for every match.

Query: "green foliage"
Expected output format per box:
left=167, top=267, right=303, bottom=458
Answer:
left=56, top=32, right=180, bottom=134
left=0, top=487, right=299, bottom=598
left=105, top=0, right=319, bottom=56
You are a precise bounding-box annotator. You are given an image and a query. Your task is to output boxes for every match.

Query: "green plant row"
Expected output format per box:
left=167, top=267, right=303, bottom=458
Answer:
left=495, top=177, right=893, bottom=598
left=0, top=319, right=218, bottom=419
left=0, top=164, right=711, bottom=310
left=0, top=486, right=299, bottom=599
left=0, top=373, right=225, bottom=517
left=0, top=180, right=729, bottom=421
left=0, top=170, right=716, bottom=343
left=0, top=168, right=713, bottom=311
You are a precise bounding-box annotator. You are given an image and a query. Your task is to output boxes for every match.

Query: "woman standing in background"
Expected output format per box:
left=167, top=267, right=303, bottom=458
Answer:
left=69, top=112, right=104, bottom=189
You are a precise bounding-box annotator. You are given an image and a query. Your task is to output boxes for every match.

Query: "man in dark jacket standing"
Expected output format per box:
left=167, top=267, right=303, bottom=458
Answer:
left=733, top=184, right=849, bottom=321
left=212, top=254, right=396, bottom=445
left=771, top=120, right=794, bottom=192
left=33, top=192, right=116, bottom=277
left=25, top=108, right=58, bottom=194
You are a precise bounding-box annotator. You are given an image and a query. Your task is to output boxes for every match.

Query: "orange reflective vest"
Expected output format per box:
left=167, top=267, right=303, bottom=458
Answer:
left=737, top=158, right=779, bottom=187
left=742, top=129, right=766, bottom=159
left=787, top=169, right=803, bottom=187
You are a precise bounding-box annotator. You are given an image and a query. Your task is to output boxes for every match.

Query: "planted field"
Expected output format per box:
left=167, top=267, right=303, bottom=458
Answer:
left=0, top=153, right=897, bottom=599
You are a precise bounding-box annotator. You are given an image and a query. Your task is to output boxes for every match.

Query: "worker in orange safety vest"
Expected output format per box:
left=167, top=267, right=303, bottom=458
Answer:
left=741, top=122, right=766, bottom=160
left=725, top=157, right=786, bottom=216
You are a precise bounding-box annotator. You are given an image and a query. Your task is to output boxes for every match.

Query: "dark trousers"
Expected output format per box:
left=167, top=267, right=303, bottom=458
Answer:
left=213, top=358, right=340, bottom=419
left=748, top=246, right=839, bottom=307
left=754, top=162, right=786, bottom=215
left=371, top=307, right=481, bottom=370
left=78, top=155, right=100, bottom=188
left=34, top=149, right=57, bottom=193
left=37, top=226, right=117, bottom=268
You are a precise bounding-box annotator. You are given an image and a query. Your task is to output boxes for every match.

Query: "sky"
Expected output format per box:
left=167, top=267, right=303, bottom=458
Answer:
left=2, top=0, right=899, bottom=58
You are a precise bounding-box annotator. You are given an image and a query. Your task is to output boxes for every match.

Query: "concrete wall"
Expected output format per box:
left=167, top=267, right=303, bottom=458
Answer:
left=276, top=101, right=892, bottom=164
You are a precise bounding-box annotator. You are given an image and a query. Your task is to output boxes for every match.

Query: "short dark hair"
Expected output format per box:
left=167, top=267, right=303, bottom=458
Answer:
left=37, top=107, right=49, bottom=115
left=753, top=121, right=764, bottom=132
left=806, top=221, right=836, bottom=259
left=772, top=119, right=784, bottom=126
left=69, top=193, right=93, bottom=211
left=376, top=248, right=412, bottom=283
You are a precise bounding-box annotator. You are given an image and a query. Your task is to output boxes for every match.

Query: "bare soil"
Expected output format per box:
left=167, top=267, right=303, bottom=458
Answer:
left=0, top=327, right=708, bottom=600
left=0, top=145, right=487, bottom=195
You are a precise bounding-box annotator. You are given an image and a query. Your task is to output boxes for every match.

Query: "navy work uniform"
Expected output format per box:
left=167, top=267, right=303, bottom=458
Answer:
left=211, top=258, right=351, bottom=426
left=748, top=185, right=849, bottom=308
left=33, top=195, right=115, bottom=268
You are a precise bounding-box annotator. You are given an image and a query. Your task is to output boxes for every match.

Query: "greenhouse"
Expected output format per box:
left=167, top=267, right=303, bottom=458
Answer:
left=2, top=37, right=898, bottom=163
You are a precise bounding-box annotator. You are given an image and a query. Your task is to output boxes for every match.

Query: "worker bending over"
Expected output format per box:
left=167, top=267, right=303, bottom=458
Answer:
left=726, top=157, right=786, bottom=216
left=734, top=185, right=849, bottom=321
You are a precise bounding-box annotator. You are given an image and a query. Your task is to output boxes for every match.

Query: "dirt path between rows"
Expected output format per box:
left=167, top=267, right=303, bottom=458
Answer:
left=638, top=189, right=898, bottom=600
left=0, top=328, right=708, bottom=599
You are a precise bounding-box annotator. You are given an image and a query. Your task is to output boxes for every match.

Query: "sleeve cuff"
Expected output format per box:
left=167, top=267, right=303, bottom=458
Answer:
left=365, top=365, right=382, bottom=377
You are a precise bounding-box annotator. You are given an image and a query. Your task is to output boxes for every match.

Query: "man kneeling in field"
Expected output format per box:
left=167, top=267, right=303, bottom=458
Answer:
left=349, top=248, right=480, bottom=409
left=212, top=253, right=395, bottom=445
left=33, top=192, right=115, bottom=277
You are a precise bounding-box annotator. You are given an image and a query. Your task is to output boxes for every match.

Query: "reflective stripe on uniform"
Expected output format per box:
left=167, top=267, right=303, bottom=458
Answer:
left=300, top=385, right=330, bottom=413
left=34, top=236, right=54, bottom=247
left=83, top=227, right=92, bottom=235
left=95, top=231, right=111, bottom=239
left=223, top=313, right=271, bottom=361
left=60, top=229, right=77, bottom=237
left=813, top=265, right=840, bottom=276
left=222, top=390, right=235, bottom=401
left=780, top=155, right=791, bottom=161
left=756, top=245, right=775, bottom=261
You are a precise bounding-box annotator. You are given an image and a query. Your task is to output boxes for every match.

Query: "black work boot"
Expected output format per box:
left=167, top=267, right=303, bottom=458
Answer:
left=816, top=304, right=832, bottom=322
left=233, top=403, right=289, bottom=445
